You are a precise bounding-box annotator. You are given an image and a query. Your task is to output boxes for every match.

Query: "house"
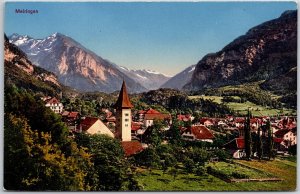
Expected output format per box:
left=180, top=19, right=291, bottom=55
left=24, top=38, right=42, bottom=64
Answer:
left=61, top=111, right=80, bottom=130
left=44, top=97, right=63, bottom=114
left=177, top=114, right=193, bottom=122
left=131, top=121, right=143, bottom=137
left=79, top=117, right=114, bottom=137
left=181, top=125, right=214, bottom=142
left=281, top=129, right=297, bottom=148
left=223, top=138, right=246, bottom=159
left=200, top=118, right=214, bottom=127
left=142, top=108, right=172, bottom=127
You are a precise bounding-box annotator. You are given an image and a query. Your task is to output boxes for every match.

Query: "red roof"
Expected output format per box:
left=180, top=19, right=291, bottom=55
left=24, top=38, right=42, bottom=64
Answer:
left=61, top=111, right=69, bottom=116
left=236, top=138, right=245, bottom=149
left=275, top=129, right=290, bottom=138
left=190, top=125, right=214, bottom=140
left=80, top=117, right=98, bottom=131
left=45, top=97, right=60, bottom=104
left=138, top=110, right=146, bottom=114
left=114, top=81, right=133, bottom=109
left=177, top=114, right=191, bottom=122
left=273, top=137, right=283, bottom=143
left=224, top=138, right=244, bottom=149
left=144, top=114, right=171, bottom=120
left=131, top=122, right=142, bottom=131
left=200, top=118, right=213, bottom=124
left=68, top=111, right=79, bottom=118
left=121, top=141, right=144, bottom=157
left=235, top=118, right=245, bottom=123
left=145, top=108, right=161, bottom=114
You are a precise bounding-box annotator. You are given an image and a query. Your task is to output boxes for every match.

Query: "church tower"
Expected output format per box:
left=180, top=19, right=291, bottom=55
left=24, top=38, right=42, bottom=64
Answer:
left=114, top=80, right=133, bottom=141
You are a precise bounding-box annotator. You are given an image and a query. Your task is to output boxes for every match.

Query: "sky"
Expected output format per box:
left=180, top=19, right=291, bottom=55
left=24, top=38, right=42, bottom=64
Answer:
left=4, top=2, right=297, bottom=76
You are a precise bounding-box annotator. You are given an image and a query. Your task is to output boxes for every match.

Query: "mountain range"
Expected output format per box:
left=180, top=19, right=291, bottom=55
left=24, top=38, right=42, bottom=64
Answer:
left=9, top=33, right=169, bottom=93
left=7, top=10, right=297, bottom=100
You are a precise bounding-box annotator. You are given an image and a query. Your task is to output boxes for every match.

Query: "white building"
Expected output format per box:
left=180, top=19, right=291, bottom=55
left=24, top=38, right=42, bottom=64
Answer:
left=45, top=97, right=63, bottom=114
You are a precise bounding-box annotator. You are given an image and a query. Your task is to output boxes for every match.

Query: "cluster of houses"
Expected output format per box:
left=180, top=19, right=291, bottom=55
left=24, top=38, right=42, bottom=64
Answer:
left=42, top=82, right=297, bottom=158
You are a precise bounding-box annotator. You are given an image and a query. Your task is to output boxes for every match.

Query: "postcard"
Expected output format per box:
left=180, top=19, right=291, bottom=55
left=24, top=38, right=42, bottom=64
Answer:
left=3, top=1, right=297, bottom=191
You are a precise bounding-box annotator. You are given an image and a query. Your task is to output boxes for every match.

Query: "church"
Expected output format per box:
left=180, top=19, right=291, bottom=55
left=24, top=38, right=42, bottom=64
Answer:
left=114, top=80, right=143, bottom=156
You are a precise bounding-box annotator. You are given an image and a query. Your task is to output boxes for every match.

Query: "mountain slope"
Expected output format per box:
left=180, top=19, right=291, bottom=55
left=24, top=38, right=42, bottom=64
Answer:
left=161, top=65, right=196, bottom=90
left=9, top=33, right=146, bottom=93
left=4, top=34, right=62, bottom=96
left=116, top=66, right=171, bottom=90
left=184, top=10, right=297, bottom=94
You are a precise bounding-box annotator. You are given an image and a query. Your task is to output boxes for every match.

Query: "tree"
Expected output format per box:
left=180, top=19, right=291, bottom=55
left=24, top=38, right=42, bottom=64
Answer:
left=266, top=120, right=274, bottom=160
left=166, top=118, right=182, bottom=145
left=75, top=134, right=137, bottom=191
left=244, top=110, right=252, bottom=160
left=257, top=127, right=263, bottom=160
left=142, top=119, right=165, bottom=147
left=4, top=114, right=92, bottom=191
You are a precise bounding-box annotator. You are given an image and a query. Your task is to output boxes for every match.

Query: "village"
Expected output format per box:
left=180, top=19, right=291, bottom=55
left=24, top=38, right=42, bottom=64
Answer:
left=42, top=81, right=297, bottom=159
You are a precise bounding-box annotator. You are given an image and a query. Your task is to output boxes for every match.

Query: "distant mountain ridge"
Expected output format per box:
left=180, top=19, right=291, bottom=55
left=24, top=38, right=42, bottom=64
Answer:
left=161, top=65, right=196, bottom=90
left=116, top=66, right=171, bottom=90
left=184, top=10, right=297, bottom=94
left=9, top=33, right=147, bottom=93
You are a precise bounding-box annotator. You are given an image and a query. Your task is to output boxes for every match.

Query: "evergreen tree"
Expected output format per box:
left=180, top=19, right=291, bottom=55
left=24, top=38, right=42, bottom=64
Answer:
left=266, top=120, right=274, bottom=160
left=257, top=127, right=263, bottom=160
left=244, top=110, right=252, bottom=160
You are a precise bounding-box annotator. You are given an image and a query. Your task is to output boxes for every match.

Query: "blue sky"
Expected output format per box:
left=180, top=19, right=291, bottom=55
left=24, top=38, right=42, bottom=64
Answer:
left=5, top=2, right=297, bottom=76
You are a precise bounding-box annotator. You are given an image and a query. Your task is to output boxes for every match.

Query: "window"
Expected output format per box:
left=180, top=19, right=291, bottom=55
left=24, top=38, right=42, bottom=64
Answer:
left=125, top=124, right=128, bottom=127
left=125, top=119, right=129, bottom=122
left=125, top=113, right=129, bottom=116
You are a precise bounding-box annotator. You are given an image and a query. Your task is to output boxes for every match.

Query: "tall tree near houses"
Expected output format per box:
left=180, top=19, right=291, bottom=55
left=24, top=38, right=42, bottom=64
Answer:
left=257, top=127, right=263, bottom=160
left=244, top=110, right=252, bottom=160
left=266, top=120, right=274, bottom=160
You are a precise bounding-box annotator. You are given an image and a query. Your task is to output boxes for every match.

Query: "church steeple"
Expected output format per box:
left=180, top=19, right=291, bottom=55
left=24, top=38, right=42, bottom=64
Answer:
left=115, top=80, right=133, bottom=142
left=114, top=80, right=133, bottom=110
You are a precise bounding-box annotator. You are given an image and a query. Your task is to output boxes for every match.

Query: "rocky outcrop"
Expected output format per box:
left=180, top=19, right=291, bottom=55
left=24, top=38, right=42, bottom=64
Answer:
left=184, top=10, right=297, bottom=92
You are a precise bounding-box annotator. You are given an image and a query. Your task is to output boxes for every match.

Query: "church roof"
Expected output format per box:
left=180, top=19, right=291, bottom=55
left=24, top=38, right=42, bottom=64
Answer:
left=114, top=80, right=133, bottom=109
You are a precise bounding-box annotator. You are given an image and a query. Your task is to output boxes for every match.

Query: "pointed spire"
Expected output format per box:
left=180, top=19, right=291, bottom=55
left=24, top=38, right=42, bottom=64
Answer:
left=114, top=80, right=133, bottom=109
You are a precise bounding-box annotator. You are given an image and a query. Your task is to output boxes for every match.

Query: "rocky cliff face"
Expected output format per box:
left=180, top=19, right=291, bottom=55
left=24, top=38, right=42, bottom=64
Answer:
left=161, top=65, right=196, bottom=90
left=4, top=34, right=61, bottom=95
left=184, top=10, right=297, bottom=92
left=9, top=33, right=146, bottom=93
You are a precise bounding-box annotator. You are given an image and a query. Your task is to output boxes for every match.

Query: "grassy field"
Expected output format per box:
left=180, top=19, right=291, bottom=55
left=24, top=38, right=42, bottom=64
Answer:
left=207, top=161, right=274, bottom=179
left=188, top=95, right=296, bottom=116
left=136, top=158, right=296, bottom=191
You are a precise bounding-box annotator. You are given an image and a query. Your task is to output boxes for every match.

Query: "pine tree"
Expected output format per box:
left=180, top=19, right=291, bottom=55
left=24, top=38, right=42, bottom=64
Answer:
left=244, top=110, right=252, bottom=160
